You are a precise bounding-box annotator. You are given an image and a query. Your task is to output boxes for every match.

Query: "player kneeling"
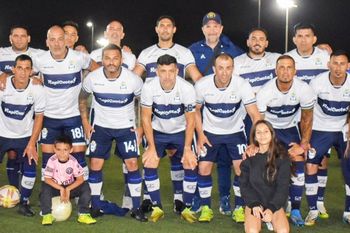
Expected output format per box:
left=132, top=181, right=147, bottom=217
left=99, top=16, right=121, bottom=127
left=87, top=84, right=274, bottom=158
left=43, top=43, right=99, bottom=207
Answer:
left=40, top=136, right=96, bottom=225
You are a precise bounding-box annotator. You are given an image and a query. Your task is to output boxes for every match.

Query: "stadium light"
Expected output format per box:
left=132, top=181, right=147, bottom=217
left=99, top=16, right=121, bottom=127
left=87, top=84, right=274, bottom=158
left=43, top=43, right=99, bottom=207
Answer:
left=86, top=21, right=94, bottom=51
left=276, top=0, right=298, bottom=52
left=96, top=37, right=109, bottom=47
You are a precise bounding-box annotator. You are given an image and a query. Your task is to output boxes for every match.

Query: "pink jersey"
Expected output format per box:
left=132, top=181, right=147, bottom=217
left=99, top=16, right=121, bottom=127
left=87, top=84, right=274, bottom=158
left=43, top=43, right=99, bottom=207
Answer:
left=44, top=154, right=83, bottom=186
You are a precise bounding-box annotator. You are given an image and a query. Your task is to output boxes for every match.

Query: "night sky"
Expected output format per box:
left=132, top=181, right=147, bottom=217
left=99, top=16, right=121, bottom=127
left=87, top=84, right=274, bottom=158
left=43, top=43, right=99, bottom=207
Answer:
left=1, top=0, right=349, bottom=56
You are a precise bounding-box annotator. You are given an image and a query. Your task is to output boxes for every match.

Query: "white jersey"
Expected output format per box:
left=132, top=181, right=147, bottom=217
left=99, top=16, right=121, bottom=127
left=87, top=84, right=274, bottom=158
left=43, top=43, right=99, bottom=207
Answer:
left=195, top=74, right=256, bottom=135
left=310, top=72, right=350, bottom=132
left=83, top=66, right=143, bottom=129
left=90, top=47, right=136, bottom=70
left=234, top=52, right=281, bottom=93
left=33, top=49, right=91, bottom=119
left=285, top=47, right=329, bottom=83
left=137, top=43, right=195, bottom=81
left=0, top=46, right=44, bottom=75
left=141, top=76, right=196, bottom=134
left=0, top=76, right=45, bottom=138
left=257, top=77, right=315, bottom=129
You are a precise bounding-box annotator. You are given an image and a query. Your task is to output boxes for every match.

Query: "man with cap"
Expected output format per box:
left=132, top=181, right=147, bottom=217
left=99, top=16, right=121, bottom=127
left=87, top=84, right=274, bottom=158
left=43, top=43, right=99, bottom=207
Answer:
left=189, top=12, right=245, bottom=221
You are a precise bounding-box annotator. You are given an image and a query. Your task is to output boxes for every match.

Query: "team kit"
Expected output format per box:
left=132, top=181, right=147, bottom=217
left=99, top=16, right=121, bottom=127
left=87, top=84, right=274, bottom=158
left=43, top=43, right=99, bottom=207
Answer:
left=0, top=11, right=350, bottom=231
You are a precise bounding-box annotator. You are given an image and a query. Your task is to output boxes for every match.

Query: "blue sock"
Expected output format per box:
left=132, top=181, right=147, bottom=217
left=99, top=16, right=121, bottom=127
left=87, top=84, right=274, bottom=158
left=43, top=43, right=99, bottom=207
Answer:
left=127, top=170, right=142, bottom=209
left=305, top=173, right=318, bottom=210
left=88, top=170, right=103, bottom=209
left=20, top=159, right=36, bottom=203
left=41, top=152, right=54, bottom=181
left=198, top=174, right=212, bottom=207
left=71, top=152, right=88, bottom=180
left=317, top=168, right=328, bottom=202
left=7, top=158, right=20, bottom=188
left=217, top=147, right=232, bottom=198
left=233, top=176, right=244, bottom=207
left=183, top=169, right=197, bottom=207
left=144, top=168, right=161, bottom=207
left=170, top=156, right=184, bottom=202
left=290, top=161, right=305, bottom=210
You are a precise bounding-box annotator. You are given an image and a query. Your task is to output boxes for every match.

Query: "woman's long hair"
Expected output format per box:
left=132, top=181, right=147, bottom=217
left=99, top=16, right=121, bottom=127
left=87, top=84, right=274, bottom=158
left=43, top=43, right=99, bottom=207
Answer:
left=249, top=119, right=288, bottom=183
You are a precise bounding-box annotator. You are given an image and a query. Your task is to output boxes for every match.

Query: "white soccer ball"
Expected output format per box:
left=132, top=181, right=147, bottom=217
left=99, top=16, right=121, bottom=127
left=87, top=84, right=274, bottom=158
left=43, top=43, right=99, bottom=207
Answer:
left=0, top=185, right=20, bottom=208
left=51, top=196, right=72, bottom=221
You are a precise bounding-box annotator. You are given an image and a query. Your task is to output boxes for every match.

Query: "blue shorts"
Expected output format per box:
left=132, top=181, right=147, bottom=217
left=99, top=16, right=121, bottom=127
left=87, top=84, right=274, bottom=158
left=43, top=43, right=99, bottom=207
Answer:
left=154, top=130, right=185, bottom=159
left=88, top=125, right=138, bottom=160
left=0, top=136, right=30, bottom=163
left=308, top=130, right=346, bottom=165
left=200, top=131, right=247, bottom=162
left=274, top=126, right=301, bottom=150
left=40, top=116, right=85, bottom=146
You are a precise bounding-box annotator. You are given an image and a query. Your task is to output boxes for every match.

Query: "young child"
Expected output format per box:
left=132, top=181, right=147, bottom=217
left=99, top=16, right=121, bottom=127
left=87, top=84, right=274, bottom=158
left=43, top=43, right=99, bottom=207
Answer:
left=40, top=135, right=96, bottom=225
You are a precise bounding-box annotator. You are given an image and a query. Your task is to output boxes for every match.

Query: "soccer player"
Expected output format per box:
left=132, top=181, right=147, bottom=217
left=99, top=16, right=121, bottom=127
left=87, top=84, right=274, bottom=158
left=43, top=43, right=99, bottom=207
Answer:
left=234, top=27, right=280, bottom=93
left=141, top=54, right=197, bottom=222
left=0, top=54, right=45, bottom=216
left=90, top=20, right=137, bottom=211
left=256, top=55, right=315, bottom=226
left=133, top=15, right=202, bottom=82
left=286, top=22, right=329, bottom=83
left=90, top=20, right=136, bottom=70
left=195, top=53, right=261, bottom=223
left=62, top=21, right=79, bottom=49
left=32, top=25, right=98, bottom=185
left=304, top=50, right=350, bottom=226
left=134, top=15, right=202, bottom=214
left=41, top=135, right=96, bottom=225
left=0, top=25, right=44, bottom=188
left=79, top=44, right=147, bottom=221
left=286, top=22, right=331, bottom=218
left=188, top=11, right=244, bottom=216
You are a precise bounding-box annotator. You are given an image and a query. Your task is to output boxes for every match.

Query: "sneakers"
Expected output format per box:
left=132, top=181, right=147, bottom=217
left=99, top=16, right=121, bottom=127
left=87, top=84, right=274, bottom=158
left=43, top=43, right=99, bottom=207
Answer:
left=232, top=206, right=245, bottom=223
left=343, top=214, right=350, bottom=224
left=285, top=201, right=291, bottom=217
left=42, top=214, right=54, bottom=225
left=290, top=209, right=304, bottom=226
left=181, top=207, right=197, bottom=223
left=219, top=195, right=231, bottom=215
left=304, top=210, right=319, bottom=226
left=130, top=208, right=148, bottom=222
left=191, top=195, right=202, bottom=213
left=77, top=213, right=97, bottom=224
left=173, top=200, right=185, bottom=215
left=198, top=205, right=213, bottom=222
left=150, top=206, right=164, bottom=222
left=140, top=199, right=153, bottom=213
left=18, top=203, right=35, bottom=217
left=317, top=201, right=329, bottom=219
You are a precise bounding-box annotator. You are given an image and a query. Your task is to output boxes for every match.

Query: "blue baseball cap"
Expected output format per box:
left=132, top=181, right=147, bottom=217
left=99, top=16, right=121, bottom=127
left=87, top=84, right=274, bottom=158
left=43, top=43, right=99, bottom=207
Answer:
left=202, top=12, right=222, bottom=26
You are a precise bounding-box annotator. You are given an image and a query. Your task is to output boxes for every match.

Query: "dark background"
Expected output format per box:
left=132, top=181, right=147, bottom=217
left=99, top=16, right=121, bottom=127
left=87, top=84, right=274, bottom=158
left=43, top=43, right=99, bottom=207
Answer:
left=1, top=0, right=348, bottom=55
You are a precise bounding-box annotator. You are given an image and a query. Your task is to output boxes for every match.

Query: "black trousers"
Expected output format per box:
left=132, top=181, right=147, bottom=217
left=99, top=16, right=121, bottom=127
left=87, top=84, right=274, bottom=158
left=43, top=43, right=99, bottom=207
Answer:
left=40, top=181, right=91, bottom=215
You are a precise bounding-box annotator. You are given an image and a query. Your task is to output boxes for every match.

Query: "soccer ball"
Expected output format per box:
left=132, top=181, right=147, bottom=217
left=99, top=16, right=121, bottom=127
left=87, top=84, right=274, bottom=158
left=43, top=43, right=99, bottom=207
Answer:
left=0, top=185, right=20, bottom=208
left=51, top=196, right=72, bottom=221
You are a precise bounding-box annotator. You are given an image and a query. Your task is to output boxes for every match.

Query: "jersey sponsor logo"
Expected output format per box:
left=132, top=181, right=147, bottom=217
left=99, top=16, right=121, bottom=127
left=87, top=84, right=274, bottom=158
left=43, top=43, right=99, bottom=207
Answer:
left=145, top=63, right=186, bottom=79
left=240, top=69, right=275, bottom=87
left=152, top=103, right=185, bottom=119
left=1, top=102, right=33, bottom=120
left=296, top=69, right=328, bottom=83
left=93, top=92, right=134, bottom=107
left=43, top=72, right=82, bottom=89
left=205, top=101, right=241, bottom=118
left=266, top=104, right=300, bottom=118
left=0, top=61, right=15, bottom=73
left=317, top=97, right=350, bottom=116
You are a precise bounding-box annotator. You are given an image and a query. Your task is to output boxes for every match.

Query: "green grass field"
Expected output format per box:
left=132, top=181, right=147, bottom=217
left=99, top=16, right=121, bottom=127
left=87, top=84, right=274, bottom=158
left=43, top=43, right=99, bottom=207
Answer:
left=0, top=151, right=349, bottom=233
